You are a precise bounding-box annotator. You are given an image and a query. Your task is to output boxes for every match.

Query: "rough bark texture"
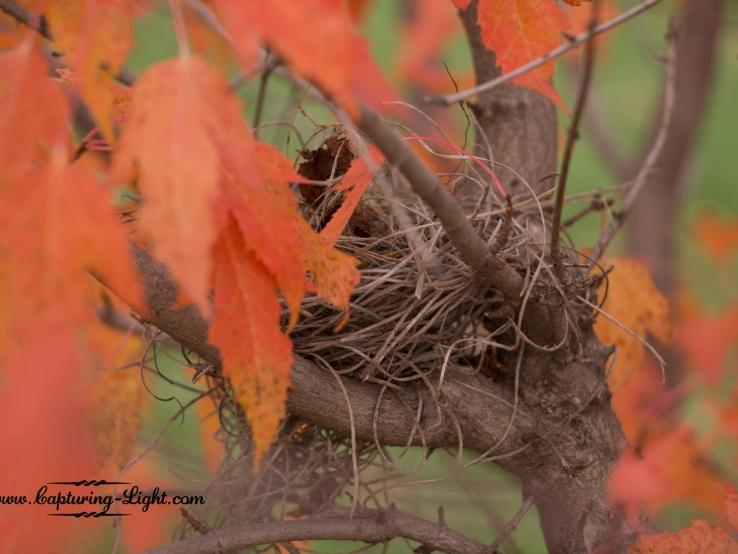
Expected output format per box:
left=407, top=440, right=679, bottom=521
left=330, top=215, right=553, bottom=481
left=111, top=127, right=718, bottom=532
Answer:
left=458, top=1, right=558, bottom=197
left=626, top=0, right=722, bottom=296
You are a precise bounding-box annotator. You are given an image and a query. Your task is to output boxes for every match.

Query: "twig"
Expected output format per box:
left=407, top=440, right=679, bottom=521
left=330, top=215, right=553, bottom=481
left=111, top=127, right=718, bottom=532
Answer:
left=490, top=495, right=534, bottom=552
left=433, top=0, right=662, bottom=106
left=252, top=54, right=277, bottom=135
left=588, top=21, right=679, bottom=266
left=145, top=507, right=489, bottom=554
left=550, top=2, right=600, bottom=275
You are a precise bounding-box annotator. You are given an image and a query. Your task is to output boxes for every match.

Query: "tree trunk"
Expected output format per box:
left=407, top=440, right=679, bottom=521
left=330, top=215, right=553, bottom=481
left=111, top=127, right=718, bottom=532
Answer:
left=457, top=2, right=629, bottom=552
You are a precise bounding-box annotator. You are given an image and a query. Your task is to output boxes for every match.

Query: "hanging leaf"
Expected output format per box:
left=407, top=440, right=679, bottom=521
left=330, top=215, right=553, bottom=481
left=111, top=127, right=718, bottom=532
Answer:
left=46, top=0, right=135, bottom=139
left=472, top=0, right=569, bottom=107
left=212, top=0, right=393, bottom=114
left=209, top=219, right=293, bottom=468
left=594, top=258, right=671, bottom=391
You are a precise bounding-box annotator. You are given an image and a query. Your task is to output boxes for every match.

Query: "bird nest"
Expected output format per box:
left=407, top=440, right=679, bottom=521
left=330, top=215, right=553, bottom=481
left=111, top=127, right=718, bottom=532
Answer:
left=179, top=133, right=560, bottom=538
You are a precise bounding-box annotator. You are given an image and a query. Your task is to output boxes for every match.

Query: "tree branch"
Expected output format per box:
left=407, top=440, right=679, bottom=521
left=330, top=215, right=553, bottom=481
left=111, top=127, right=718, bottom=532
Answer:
left=145, top=507, right=490, bottom=554
left=131, top=245, right=531, bottom=455
left=550, top=3, right=599, bottom=274
left=589, top=22, right=679, bottom=266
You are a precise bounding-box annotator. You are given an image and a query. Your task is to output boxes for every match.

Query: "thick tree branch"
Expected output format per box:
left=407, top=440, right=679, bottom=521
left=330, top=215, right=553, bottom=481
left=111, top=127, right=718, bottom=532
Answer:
left=146, top=507, right=489, bottom=554
left=132, top=245, right=531, bottom=455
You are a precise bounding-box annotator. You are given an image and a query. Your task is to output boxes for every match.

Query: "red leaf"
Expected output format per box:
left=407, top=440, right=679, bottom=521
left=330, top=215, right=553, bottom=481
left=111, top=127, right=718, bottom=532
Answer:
left=113, top=56, right=256, bottom=314
left=212, top=0, right=393, bottom=114
left=209, top=219, right=293, bottom=467
left=475, top=0, right=569, bottom=107
left=320, top=146, right=383, bottom=245
left=46, top=0, right=135, bottom=139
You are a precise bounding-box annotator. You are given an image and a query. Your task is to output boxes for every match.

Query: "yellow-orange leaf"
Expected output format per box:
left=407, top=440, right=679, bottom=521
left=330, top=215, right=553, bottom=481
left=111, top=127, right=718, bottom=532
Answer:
left=594, top=258, right=671, bottom=391
left=85, top=366, right=144, bottom=470
left=46, top=0, right=135, bottom=139
left=209, top=219, right=293, bottom=468
left=475, top=0, right=569, bottom=107
left=630, top=520, right=738, bottom=553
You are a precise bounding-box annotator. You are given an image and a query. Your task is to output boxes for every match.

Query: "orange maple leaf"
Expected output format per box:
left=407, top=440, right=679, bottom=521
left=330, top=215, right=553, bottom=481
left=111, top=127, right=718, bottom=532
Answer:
left=594, top=258, right=671, bottom=391
left=46, top=0, right=135, bottom=139
left=320, top=146, right=383, bottom=245
left=695, top=213, right=738, bottom=268
left=630, top=519, right=738, bottom=553
left=212, top=0, right=393, bottom=114
left=609, top=426, right=726, bottom=522
left=209, top=219, right=293, bottom=468
left=113, top=55, right=257, bottom=314
left=473, top=0, right=569, bottom=108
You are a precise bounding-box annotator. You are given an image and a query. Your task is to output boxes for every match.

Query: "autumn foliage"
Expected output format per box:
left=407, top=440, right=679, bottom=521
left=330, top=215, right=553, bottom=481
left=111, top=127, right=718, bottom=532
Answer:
left=1, top=0, right=737, bottom=552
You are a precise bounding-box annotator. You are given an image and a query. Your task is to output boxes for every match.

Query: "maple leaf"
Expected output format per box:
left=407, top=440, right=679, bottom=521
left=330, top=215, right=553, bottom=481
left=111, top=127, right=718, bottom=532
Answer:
left=46, top=0, right=135, bottom=139
left=212, top=0, right=393, bottom=114
left=594, top=258, right=671, bottom=391
left=0, top=40, right=68, bottom=186
left=320, top=147, right=382, bottom=245
left=695, top=213, right=738, bottom=268
left=247, top=142, right=360, bottom=316
left=674, top=298, right=738, bottom=385
left=609, top=426, right=726, bottom=521
left=112, top=55, right=257, bottom=314
left=85, top=365, right=145, bottom=471
left=472, top=0, right=569, bottom=108
left=209, top=219, right=293, bottom=468
left=630, top=519, right=738, bottom=553
left=397, top=0, right=470, bottom=94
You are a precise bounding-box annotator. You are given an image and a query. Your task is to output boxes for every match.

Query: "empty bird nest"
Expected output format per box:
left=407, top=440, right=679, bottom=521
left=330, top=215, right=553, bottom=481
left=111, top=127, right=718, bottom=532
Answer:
left=183, top=128, right=590, bottom=536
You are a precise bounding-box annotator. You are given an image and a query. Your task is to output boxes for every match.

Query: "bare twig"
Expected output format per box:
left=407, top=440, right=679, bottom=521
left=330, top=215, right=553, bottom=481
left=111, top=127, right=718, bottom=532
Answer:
left=434, top=0, right=662, bottom=106
left=145, top=507, right=490, bottom=554
left=550, top=2, right=600, bottom=275
left=589, top=22, right=679, bottom=266
left=490, top=495, right=534, bottom=552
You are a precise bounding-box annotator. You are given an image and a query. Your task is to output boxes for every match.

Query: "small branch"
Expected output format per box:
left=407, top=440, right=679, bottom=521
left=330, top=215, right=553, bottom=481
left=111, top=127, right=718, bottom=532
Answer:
left=145, top=507, right=489, bottom=554
left=490, top=495, right=534, bottom=552
left=589, top=22, right=679, bottom=266
left=0, top=0, right=49, bottom=38
left=434, top=0, right=662, bottom=106
left=550, top=3, right=599, bottom=275
left=357, top=104, right=523, bottom=303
